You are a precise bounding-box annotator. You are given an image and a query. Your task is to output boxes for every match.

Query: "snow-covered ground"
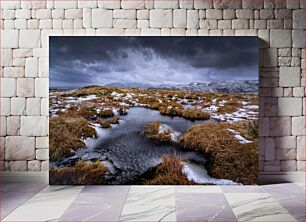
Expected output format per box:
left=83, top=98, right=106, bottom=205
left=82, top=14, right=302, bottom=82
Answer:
left=182, top=161, right=241, bottom=185
left=158, top=124, right=181, bottom=143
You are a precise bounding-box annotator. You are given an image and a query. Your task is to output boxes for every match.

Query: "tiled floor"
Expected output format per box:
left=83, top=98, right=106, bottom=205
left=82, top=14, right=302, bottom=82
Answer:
left=1, top=182, right=304, bottom=222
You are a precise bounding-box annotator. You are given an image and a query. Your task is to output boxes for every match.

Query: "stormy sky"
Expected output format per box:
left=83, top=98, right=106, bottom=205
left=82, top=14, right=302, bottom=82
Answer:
left=50, top=37, right=258, bottom=88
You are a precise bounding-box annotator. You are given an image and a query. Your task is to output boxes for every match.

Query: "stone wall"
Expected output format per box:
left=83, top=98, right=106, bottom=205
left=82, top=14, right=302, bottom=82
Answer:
left=0, top=0, right=305, bottom=172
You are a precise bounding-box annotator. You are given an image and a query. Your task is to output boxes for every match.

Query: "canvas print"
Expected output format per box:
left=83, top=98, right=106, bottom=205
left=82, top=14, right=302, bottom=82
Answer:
left=49, top=37, right=259, bottom=185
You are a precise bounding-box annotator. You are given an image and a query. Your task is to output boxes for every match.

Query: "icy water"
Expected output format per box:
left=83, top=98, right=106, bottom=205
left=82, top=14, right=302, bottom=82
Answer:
left=53, top=107, right=212, bottom=184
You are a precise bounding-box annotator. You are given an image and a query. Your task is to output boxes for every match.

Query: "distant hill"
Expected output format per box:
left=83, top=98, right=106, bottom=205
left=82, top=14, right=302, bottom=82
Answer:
left=104, top=80, right=258, bottom=94
left=154, top=80, right=258, bottom=94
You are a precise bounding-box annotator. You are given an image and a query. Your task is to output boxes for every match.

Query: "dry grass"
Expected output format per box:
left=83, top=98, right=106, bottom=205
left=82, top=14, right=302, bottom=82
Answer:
left=97, top=109, right=114, bottom=118
left=232, top=120, right=259, bottom=141
left=144, top=121, right=173, bottom=144
left=179, top=122, right=258, bottom=184
left=181, top=109, right=210, bottom=120
left=49, top=161, right=107, bottom=185
left=50, top=117, right=97, bottom=161
left=145, top=154, right=195, bottom=185
left=217, top=101, right=242, bottom=114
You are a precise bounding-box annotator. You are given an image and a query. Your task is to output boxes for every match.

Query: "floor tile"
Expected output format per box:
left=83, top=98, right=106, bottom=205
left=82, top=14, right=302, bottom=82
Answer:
left=225, top=193, right=297, bottom=221
left=3, top=186, right=84, bottom=221
left=221, top=185, right=265, bottom=193
left=119, top=186, right=176, bottom=222
left=59, top=186, right=130, bottom=221
left=1, top=182, right=47, bottom=194
left=270, top=192, right=305, bottom=206
left=263, top=183, right=304, bottom=194
left=176, top=193, right=236, bottom=222
left=283, top=205, right=305, bottom=222
left=175, top=185, right=222, bottom=193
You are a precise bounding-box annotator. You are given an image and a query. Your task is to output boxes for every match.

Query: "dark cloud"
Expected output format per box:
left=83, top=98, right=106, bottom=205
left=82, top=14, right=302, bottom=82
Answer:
left=50, top=37, right=258, bottom=88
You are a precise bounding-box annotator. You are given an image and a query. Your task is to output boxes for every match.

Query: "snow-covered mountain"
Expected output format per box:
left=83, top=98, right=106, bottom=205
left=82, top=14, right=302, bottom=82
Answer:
left=154, top=80, right=258, bottom=94
left=105, top=80, right=258, bottom=94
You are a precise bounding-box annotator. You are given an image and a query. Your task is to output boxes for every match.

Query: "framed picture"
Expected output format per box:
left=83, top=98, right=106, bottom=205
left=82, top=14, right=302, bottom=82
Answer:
left=49, top=37, right=258, bottom=185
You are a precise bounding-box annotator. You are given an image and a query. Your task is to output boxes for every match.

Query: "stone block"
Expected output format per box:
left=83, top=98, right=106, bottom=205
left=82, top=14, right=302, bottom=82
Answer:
left=26, top=98, right=41, bottom=116
left=3, top=67, right=24, bottom=78
left=287, top=0, right=300, bottom=9
left=54, top=1, right=77, bottom=9
left=1, top=49, right=12, bottom=67
left=20, top=116, right=48, bottom=136
left=270, top=29, right=291, bottom=48
left=15, top=9, right=31, bottom=19
left=264, top=48, right=277, bottom=67
left=140, top=28, right=161, bottom=36
left=25, top=57, right=38, bottom=77
left=41, top=161, right=49, bottom=171
left=28, top=160, right=41, bottom=171
left=232, top=19, right=249, bottom=29
left=92, top=9, right=113, bottom=28
left=36, top=137, right=49, bottom=149
left=293, top=9, right=305, bottom=29
left=114, top=9, right=136, bottom=18
left=275, top=136, right=297, bottom=149
left=179, top=0, right=193, bottom=8
left=19, top=30, right=41, bottom=48
left=65, top=9, right=82, bottom=19
left=9, top=161, right=27, bottom=171
left=39, top=58, right=49, bottom=77
left=114, top=19, right=137, bottom=28
left=279, top=67, right=301, bottom=87
left=187, top=10, right=199, bottom=29
left=36, top=149, right=49, bottom=160
left=194, top=0, right=213, bottom=9
left=154, top=0, right=178, bottom=9
left=293, top=87, right=304, bottom=97
left=7, top=116, right=20, bottom=136
left=259, top=117, right=269, bottom=136
left=270, top=117, right=291, bottom=136
left=137, top=20, right=149, bottom=28
left=264, top=137, right=275, bottom=160
left=236, top=9, right=254, bottom=19
left=242, top=0, right=263, bottom=9
left=41, top=98, right=49, bottom=116
left=218, top=20, right=231, bottom=29
left=137, top=10, right=149, bottom=19
left=16, top=78, right=34, bottom=97
left=173, top=9, right=187, bottom=28
left=292, top=116, right=305, bottom=136
left=150, top=9, right=172, bottom=28
left=52, top=9, right=64, bottom=19
left=206, top=9, right=222, bottom=19
left=11, top=98, right=26, bottom=115
left=297, top=136, right=305, bottom=161
left=278, top=98, right=303, bottom=116
left=1, top=30, right=19, bottom=48
left=297, top=161, right=305, bottom=171
left=292, top=30, right=305, bottom=48
left=35, top=78, right=49, bottom=97
left=5, top=136, right=35, bottom=160
left=35, top=9, right=51, bottom=19
left=213, top=0, right=241, bottom=9
left=13, top=49, right=32, bottom=58
left=223, top=9, right=235, bottom=19
left=98, top=0, right=120, bottom=9
left=1, top=78, right=16, bottom=97
left=276, top=149, right=297, bottom=160
left=1, top=117, right=7, bottom=136
left=1, top=1, right=20, bottom=9
left=281, top=160, right=297, bottom=171
left=0, top=98, right=10, bottom=116
left=78, top=0, right=97, bottom=8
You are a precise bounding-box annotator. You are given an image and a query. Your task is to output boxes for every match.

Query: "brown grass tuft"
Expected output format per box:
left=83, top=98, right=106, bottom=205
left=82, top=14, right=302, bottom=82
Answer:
left=144, top=121, right=173, bottom=144
left=49, top=161, right=107, bottom=185
left=145, top=154, right=195, bottom=185
left=217, top=101, right=241, bottom=114
left=97, top=109, right=114, bottom=118
left=50, top=117, right=97, bottom=161
left=179, top=122, right=258, bottom=184
left=181, top=109, right=210, bottom=120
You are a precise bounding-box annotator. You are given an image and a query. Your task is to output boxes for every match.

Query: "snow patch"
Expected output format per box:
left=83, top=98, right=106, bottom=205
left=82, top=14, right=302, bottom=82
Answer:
left=227, top=129, right=252, bottom=144
left=182, top=162, right=240, bottom=185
